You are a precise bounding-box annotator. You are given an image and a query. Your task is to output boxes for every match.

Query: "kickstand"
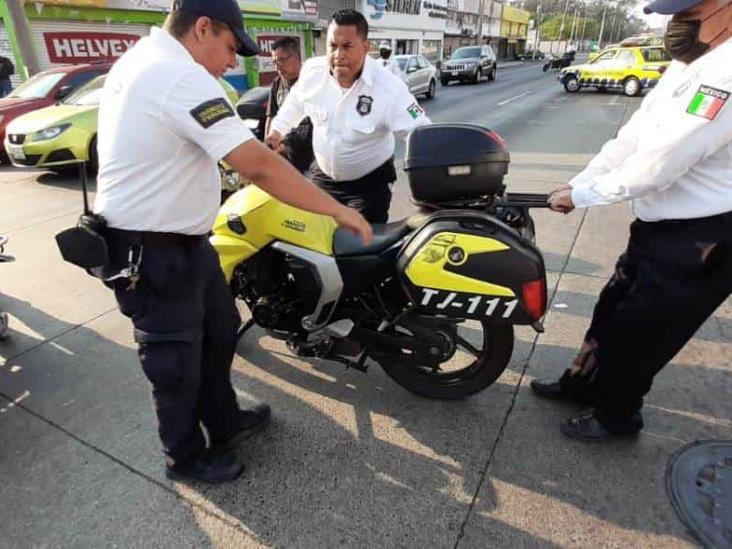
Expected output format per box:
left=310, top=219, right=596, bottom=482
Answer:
left=236, top=318, right=255, bottom=340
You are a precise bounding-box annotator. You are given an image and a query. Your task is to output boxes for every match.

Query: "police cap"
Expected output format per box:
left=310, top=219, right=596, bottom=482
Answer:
left=175, top=0, right=260, bottom=56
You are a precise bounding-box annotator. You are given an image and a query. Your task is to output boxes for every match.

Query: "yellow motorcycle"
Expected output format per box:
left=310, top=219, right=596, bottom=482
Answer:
left=211, top=124, right=548, bottom=399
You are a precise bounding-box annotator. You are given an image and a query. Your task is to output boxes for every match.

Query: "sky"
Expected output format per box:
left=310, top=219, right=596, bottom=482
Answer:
left=633, top=5, right=671, bottom=30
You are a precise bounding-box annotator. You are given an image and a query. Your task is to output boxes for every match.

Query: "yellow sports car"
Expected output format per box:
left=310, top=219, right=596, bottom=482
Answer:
left=4, top=75, right=241, bottom=174
left=560, top=44, right=670, bottom=97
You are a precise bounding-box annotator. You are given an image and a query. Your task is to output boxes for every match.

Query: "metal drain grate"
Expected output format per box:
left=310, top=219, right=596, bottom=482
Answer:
left=666, top=440, right=732, bottom=548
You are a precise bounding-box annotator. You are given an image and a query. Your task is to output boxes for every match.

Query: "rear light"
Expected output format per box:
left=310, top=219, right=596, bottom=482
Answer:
left=522, top=279, right=547, bottom=321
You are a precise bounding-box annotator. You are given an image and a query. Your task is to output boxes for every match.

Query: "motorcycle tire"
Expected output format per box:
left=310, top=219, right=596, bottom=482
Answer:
left=376, top=320, right=514, bottom=400
left=542, top=64, right=549, bottom=72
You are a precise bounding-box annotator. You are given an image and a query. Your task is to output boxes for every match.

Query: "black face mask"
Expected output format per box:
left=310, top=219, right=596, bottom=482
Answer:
left=664, top=19, right=710, bottom=64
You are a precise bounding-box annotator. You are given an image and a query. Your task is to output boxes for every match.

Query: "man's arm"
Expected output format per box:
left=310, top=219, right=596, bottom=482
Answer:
left=388, top=79, right=431, bottom=135
left=225, top=139, right=372, bottom=243
left=266, top=80, right=307, bottom=149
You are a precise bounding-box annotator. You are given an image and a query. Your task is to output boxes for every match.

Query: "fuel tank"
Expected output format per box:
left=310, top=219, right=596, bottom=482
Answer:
left=211, top=185, right=337, bottom=281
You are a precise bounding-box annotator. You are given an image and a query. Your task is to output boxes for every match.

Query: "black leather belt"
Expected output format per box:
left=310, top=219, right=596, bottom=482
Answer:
left=107, top=228, right=207, bottom=247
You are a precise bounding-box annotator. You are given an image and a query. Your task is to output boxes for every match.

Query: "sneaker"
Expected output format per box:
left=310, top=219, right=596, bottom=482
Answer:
left=165, top=448, right=244, bottom=484
left=211, top=403, right=272, bottom=451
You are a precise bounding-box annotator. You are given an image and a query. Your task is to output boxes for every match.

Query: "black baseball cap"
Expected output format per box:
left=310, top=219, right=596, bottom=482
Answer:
left=644, top=0, right=705, bottom=14
left=175, top=0, right=260, bottom=56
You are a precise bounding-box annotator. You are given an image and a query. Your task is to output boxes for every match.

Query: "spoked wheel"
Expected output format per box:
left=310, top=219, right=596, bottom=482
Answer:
left=375, top=318, right=514, bottom=399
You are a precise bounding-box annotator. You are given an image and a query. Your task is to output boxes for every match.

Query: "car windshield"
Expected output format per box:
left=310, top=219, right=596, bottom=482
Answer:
left=63, top=76, right=106, bottom=106
left=8, top=72, right=65, bottom=99
left=451, top=48, right=480, bottom=60
left=641, top=48, right=670, bottom=62
left=396, top=58, right=408, bottom=70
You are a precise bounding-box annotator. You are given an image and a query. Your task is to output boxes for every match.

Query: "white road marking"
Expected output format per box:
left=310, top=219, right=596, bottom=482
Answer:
left=498, top=91, right=531, bottom=106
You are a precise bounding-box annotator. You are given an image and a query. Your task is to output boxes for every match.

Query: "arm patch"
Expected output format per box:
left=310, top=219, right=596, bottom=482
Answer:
left=190, top=98, right=235, bottom=129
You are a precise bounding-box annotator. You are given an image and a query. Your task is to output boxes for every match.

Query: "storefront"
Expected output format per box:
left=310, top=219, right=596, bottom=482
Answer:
left=444, top=0, right=502, bottom=59
left=361, top=0, right=445, bottom=63
left=499, top=4, right=528, bottom=59
left=0, top=0, right=316, bottom=92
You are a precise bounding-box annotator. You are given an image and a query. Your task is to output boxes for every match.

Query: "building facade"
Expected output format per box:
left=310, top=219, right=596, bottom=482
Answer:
left=0, top=0, right=318, bottom=91
left=444, top=0, right=503, bottom=59
left=498, top=3, right=528, bottom=59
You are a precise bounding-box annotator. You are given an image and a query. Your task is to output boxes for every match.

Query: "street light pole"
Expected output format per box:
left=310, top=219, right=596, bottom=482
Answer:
left=558, top=0, right=571, bottom=53
left=598, top=1, right=609, bottom=48
left=532, top=1, right=542, bottom=59
left=476, top=0, right=486, bottom=46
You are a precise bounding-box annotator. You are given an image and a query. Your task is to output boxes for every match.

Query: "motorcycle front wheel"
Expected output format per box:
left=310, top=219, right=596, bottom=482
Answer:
left=376, top=319, right=514, bottom=399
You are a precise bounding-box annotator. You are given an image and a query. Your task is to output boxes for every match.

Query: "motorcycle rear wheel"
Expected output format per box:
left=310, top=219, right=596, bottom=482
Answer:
left=376, top=320, right=514, bottom=399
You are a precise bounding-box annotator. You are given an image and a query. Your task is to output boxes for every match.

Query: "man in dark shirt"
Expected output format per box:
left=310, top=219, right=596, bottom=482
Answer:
left=0, top=55, right=15, bottom=98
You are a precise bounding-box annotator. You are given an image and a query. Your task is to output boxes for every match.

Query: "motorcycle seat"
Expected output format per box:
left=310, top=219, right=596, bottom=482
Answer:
left=333, top=220, right=411, bottom=257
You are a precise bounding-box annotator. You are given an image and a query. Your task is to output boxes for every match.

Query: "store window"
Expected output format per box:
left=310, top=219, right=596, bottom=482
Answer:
left=395, top=39, right=418, bottom=55
left=422, top=40, right=442, bottom=64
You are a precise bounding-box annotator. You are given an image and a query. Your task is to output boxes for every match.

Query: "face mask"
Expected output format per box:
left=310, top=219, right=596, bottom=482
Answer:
left=664, top=19, right=709, bottom=64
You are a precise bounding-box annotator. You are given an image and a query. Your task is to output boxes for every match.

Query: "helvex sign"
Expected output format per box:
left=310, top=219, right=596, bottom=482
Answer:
left=43, top=32, right=141, bottom=63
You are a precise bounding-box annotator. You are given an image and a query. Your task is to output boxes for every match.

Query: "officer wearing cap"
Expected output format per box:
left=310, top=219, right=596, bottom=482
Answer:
left=532, top=0, right=732, bottom=441
left=94, top=0, right=372, bottom=483
left=378, top=40, right=406, bottom=82
left=266, top=10, right=431, bottom=224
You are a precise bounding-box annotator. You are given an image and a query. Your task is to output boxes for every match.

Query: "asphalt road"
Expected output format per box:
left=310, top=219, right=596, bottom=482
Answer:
left=1, top=66, right=729, bottom=548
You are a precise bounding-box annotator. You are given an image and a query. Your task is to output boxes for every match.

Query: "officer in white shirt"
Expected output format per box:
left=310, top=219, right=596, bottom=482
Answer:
left=266, top=10, right=431, bottom=223
left=94, top=0, right=371, bottom=484
left=533, top=0, right=732, bottom=441
left=378, top=40, right=408, bottom=83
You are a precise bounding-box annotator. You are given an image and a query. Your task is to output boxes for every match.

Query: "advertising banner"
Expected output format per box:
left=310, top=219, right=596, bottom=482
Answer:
left=43, top=31, right=140, bottom=63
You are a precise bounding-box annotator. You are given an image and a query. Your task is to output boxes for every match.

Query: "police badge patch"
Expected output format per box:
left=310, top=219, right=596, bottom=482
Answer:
left=407, top=102, right=425, bottom=120
left=190, top=98, right=235, bottom=129
left=356, top=95, right=373, bottom=116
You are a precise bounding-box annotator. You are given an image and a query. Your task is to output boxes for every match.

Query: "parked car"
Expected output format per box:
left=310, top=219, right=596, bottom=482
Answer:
left=517, top=50, right=545, bottom=60
left=0, top=63, right=111, bottom=161
left=235, top=86, right=270, bottom=140
left=559, top=44, right=670, bottom=97
left=441, top=45, right=497, bottom=85
left=394, top=54, right=438, bottom=99
left=5, top=75, right=240, bottom=174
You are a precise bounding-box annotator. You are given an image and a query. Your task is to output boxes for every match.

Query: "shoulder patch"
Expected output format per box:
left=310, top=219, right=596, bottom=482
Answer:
left=686, top=85, right=729, bottom=120
left=190, top=98, right=235, bottom=129
left=407, top=102, right=425, bottom=120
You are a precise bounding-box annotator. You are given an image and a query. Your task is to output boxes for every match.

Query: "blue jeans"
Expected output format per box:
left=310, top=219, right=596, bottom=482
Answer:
left=0, top=78, right=12, bottom=98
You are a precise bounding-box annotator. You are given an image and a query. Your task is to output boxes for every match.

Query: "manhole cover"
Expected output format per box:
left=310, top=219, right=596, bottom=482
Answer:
left=666, top=440, right=732, bottom=548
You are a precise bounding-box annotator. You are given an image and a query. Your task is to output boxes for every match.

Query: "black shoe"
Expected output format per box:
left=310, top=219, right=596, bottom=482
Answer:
left=560, top=411, right=642, bottom=442
left=530, top=378, right=567, bottom=400
left=165, top=448, right=244, bottom=484
left=212, top=403, right=272, bottom=451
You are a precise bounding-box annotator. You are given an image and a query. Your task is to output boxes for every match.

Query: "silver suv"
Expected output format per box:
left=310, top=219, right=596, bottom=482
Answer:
left=441, top=45, right=497, bottom=85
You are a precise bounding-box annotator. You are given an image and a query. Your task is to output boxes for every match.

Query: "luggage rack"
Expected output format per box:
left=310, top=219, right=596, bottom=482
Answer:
left=412, top=192, right=551, bottom=211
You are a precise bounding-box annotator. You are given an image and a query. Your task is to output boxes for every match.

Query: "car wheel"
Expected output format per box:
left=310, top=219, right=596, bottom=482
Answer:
left=473, top=68, right=481, bottom=84
left=564, top=74, right=581, bottom=93
left=440, top=77, right=450, bottom=86
left=88, top=136, right=99, bottom=175
left=623, top=77, right=641, bottom=97
left=489, top=66, right=496, bottom=81
left=425, top=79, right=436, bottom=99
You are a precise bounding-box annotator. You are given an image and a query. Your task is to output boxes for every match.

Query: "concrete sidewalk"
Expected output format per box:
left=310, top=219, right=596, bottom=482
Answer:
left=1, top=90, right=729, bottom=547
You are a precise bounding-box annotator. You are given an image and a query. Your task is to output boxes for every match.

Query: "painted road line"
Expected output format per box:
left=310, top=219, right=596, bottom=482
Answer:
left=498, top=91, right=532, bottom=106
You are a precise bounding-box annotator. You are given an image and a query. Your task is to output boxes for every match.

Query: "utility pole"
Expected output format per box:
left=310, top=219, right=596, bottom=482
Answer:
left=532, top=1, right=542, bottom=59
left=5, top=0, right=39, bottom=77
left=569, top=5, right=578, bottom=46
left=579, top=4, right=588, bottom=51
left=557, top=0, right=571, bottom=53
left=598, top=1, right=609, bottom=49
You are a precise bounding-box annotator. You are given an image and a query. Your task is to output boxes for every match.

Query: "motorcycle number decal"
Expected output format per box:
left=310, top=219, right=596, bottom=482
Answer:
left=420, top=289, right=519, bottom=319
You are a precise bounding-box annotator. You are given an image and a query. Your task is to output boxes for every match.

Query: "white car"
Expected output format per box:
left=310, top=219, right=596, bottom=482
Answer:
left=394, top=55, right=438, bottom=99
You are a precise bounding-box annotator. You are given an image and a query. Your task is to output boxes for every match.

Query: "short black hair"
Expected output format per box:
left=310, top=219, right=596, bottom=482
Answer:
left=272, top=36, right=299, bottom=55
left=330, top=9, right=369, bottom=40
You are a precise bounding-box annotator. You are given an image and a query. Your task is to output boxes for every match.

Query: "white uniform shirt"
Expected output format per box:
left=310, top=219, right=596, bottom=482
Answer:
left=270, top=56, right=430, bottom=181
left=570, top=37, right=732, bottom=222
left=94, top=27, right=254, bottom=235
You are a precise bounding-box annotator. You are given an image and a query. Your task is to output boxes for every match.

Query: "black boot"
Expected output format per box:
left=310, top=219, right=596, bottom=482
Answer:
left=165, top=448, right=244, bottom=484
left=211, top=403, right=272, bottom=451
left=530, top=378, right=567, bottom=400
left=560, top=410, right=643, bottom=442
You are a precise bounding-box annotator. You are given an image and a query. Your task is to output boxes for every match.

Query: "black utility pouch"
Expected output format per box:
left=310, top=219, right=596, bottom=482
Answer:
left=54, top=162, right=110, bottom=272
left=55, top=213, right=110, bottom=269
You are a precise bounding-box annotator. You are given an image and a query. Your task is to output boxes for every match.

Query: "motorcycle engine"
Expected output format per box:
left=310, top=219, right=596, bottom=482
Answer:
left=232, top=250, right=301, bottom=331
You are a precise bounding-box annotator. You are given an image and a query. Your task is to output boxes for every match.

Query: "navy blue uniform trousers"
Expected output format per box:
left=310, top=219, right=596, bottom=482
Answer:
left=560, top=212, right=732, bottom=427
left=108, top=231, right=241, bottom=466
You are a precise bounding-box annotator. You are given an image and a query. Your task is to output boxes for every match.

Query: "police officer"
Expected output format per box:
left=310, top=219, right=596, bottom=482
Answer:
left=266, top=10, right=431, bottom=224
left=533, top=0, right=732, bottom=441
left=94, top=0, right=372, bottom=483
left=378, top=40, right=406, bottom=82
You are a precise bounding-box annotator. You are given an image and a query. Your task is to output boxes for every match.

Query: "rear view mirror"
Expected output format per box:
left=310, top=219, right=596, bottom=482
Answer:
left=56, top=85, right=74, bottom=100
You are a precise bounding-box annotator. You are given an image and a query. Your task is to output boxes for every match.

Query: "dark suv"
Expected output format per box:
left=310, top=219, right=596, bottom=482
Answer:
left=441, top=45, right=497, bottom=85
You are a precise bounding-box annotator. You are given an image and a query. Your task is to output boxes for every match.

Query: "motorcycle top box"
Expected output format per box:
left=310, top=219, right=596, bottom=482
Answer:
left=397, top=211, right=547, bottom=325
left=404, top=123, right=510, bottom=204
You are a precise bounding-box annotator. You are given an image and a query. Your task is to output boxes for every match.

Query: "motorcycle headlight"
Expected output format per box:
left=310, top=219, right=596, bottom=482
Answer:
left=33, top=123, right=71, bottom=142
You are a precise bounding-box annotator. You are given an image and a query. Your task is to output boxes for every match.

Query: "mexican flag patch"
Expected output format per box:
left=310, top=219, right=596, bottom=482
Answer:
left=687, top=85, right=729, bottom=120
left=407, top=103, right=425, bottom=120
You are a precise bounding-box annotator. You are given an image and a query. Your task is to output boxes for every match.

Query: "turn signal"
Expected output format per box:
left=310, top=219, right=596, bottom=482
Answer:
left=522, top=279, right=547, bottom=321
